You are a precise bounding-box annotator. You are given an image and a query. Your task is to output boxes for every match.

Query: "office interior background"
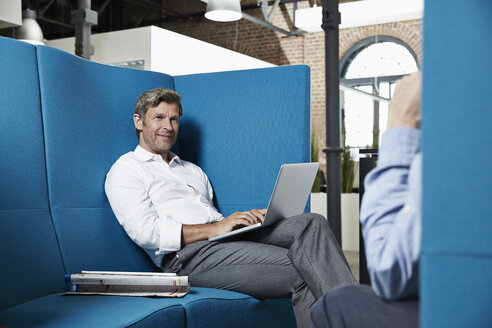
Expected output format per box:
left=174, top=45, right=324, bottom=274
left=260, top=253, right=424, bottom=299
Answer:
left=0, top=0, right=421, bottom=308
left=0, top=0, right=422, bottom=180
left=2, top=0, right=490, bottom=327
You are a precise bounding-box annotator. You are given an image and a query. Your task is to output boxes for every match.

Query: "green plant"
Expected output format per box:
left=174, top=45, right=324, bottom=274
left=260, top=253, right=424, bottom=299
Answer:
left=311, top=135, right=322, bottom=193
left=341, top=149, right=357, bottom=193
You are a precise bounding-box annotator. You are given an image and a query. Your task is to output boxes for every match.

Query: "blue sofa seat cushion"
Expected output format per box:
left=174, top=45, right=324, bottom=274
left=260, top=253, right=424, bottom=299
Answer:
left=0, top=287, right=295, bottom=328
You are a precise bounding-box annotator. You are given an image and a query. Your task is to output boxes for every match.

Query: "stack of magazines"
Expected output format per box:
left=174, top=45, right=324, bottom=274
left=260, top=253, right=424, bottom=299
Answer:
left=63, top=271, right=190, bottom=297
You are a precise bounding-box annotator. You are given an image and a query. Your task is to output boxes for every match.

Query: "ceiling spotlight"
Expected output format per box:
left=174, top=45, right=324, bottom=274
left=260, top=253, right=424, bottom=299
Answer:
left=13, top=9, right=45, bottom=45
left=205, top=0, right=242, bottom=22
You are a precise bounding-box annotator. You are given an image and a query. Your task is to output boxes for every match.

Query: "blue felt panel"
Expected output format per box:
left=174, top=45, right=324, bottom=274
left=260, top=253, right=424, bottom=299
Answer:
left=421, top=254, right=492, bottom=328
left=36, top=45, right=176, bottom=209
left=0, top=211, right=67, bottom=311
left=53, top=208, right=156, bottom=273
left=422, top=3, right=492, bottom=326
left=35, top=45, right=175, bottom=271
left=422, top=0, right=492, bottom=256
left=0, top=37, right=49, bottom=211
left=174, top=66, right=311, bottom=216
left=0, top=293, right=185, bottom=328
left=0, top=37, right=66, bottom=310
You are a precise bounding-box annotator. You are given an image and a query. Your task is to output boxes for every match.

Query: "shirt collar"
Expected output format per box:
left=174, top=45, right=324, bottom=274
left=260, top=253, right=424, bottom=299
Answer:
left=134, top=145, right=181, bottom=165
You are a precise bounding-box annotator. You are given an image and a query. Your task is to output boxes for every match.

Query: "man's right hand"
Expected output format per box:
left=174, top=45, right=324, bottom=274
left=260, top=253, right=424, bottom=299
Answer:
left=213, top=209, right=266, bottom=236
left=182, top=209, right=266, bottom=246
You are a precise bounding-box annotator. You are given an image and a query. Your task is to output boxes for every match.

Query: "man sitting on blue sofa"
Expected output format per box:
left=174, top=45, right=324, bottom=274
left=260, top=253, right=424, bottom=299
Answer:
left=310, top=71, right=422, bottom=328
left=105, top=87, right=356, bottom=328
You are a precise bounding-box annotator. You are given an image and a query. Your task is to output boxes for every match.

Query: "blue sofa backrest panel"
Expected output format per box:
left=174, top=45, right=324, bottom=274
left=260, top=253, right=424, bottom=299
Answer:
left=421, top=0, right=492, bottom=327
left=0, top=37, right=66, bottom=310
left=174, top=66, right=311, bottom=216
left=36, top=45, right=175, bottom=273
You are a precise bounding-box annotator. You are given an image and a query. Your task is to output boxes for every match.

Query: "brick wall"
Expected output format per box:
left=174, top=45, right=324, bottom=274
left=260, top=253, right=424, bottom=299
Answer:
left=161, top=4, right=422, bottom=173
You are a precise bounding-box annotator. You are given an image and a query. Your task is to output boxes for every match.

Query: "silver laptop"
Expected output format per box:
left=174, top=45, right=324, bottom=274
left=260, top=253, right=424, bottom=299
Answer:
left=209, top=162, right=320, bottom=242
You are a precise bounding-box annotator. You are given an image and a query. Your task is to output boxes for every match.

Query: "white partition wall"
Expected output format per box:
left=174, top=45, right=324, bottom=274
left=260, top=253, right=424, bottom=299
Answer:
left=0, top=0, right=22, bottom=28
left=46, top=26, right=275, bottom=75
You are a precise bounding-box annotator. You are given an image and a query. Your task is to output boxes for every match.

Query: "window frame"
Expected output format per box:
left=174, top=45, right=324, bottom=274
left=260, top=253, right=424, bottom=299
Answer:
left=340, top=36, right=419, bottom=148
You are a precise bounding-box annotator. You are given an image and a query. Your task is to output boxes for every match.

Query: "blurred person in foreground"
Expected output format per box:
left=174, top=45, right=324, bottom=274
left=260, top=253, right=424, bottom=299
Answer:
left=311, top=71, right=422, bottom=328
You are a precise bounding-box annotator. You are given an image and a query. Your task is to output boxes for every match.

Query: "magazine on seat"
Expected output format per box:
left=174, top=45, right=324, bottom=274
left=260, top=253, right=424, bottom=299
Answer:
left=62, top=270, right=190, bottom=297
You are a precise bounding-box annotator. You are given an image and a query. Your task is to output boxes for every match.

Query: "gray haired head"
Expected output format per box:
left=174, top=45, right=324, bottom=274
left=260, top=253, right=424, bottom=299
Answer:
left=134, top=87, right=183, bottom=138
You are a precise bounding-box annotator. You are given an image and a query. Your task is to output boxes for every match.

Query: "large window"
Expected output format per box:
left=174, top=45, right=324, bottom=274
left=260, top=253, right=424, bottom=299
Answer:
left=340, top=36, right=419, bottom=149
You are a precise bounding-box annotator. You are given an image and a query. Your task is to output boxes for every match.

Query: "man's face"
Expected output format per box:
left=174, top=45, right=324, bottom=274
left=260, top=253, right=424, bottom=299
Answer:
left=134, top=101, right=180, bottom=161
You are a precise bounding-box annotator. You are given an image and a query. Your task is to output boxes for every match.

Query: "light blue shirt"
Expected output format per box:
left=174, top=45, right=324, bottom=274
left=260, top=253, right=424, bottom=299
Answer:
left=360, top=127, right=421, bottom=300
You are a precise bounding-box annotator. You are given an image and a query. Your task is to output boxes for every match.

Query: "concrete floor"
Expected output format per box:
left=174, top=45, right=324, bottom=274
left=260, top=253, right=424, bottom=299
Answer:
left=343, top=250, right=360, bottom=283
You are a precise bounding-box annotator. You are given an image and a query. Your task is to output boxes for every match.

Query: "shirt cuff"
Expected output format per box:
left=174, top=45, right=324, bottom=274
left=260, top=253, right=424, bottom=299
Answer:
left=378, top=127, right=421, bottom=167
left=156, top=216, right=182, bottom=254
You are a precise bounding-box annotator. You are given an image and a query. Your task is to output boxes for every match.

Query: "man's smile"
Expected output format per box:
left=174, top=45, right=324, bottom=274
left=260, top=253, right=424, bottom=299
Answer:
left=135, top=101, right=180, bottom=161
left=156, top=132, right=173, bottom=139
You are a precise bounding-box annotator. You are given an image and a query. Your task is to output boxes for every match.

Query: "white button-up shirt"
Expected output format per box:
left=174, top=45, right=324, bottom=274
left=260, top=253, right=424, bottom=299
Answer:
left=105, top=146, right=223, bottom=267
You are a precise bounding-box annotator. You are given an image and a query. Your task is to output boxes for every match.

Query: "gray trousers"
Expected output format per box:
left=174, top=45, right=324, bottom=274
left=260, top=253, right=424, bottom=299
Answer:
left=162, top=213, right=357, bottom=328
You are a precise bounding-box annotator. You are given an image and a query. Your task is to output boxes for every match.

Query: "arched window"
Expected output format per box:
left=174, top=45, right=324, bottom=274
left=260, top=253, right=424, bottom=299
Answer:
left=340, top=36, right=419, bottom=149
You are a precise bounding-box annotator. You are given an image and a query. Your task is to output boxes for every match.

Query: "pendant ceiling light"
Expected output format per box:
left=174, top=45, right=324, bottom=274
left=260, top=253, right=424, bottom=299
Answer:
left=205, top=0, right=242, bottom=22
left=13, top=9, right=44, bottom=45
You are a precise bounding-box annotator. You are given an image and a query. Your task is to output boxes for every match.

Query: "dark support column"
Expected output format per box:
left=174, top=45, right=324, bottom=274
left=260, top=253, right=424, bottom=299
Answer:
left=358, top=149, right=378, bottom=285
left=321, top=0, right=342, bottom=245
left=71, top=0, right=97, bottom=59
left=372, top=96, right=380, bottom=149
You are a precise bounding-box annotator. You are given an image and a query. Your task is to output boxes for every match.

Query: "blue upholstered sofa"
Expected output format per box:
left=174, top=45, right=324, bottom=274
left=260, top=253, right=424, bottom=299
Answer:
left=0, top=36, right=311, bottom=327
